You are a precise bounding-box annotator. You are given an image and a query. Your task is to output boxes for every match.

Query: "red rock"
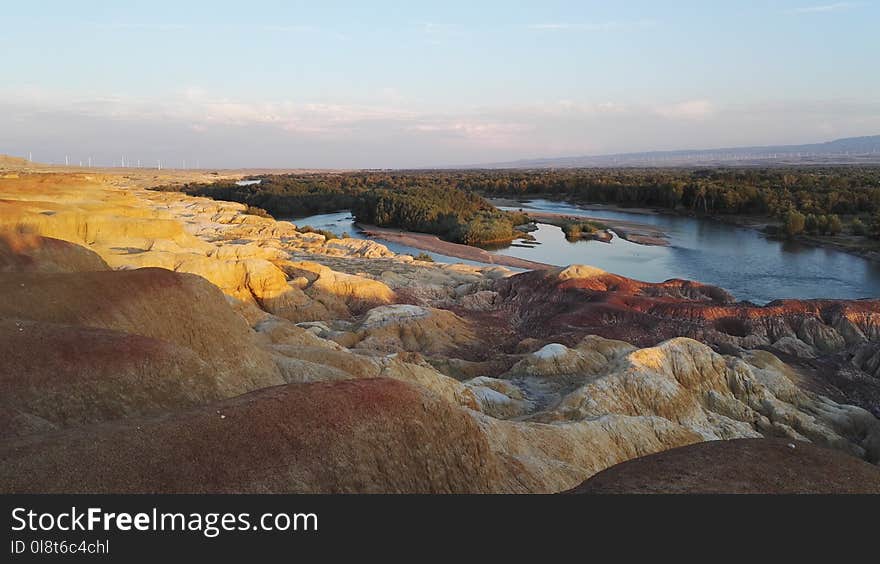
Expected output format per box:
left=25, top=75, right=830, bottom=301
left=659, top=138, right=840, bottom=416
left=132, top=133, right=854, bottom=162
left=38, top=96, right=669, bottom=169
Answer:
left=0, top=319, right=223, bottom=433
left=0, top=268, right=282, bottom=397
left=0, top=379, right=504, bottom=493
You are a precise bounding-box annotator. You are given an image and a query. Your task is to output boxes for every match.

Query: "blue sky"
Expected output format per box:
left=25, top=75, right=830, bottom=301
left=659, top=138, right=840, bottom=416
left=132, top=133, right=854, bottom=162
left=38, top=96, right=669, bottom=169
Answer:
left=1, top=1, right=878, bottom=167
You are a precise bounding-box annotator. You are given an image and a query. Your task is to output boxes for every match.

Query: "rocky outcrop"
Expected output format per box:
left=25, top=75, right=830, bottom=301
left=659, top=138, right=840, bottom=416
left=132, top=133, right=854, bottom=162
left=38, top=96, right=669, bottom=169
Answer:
left=494, top=264, right=880, bottom=415
left=458, top=336, right=880, bottom=465
left=1, top=172, right=878, bottom=494
left=496, top=264, right=877, bottom=353
left=335, top=304, right=479, bottom=356
left=546, top=339, right=880, bottom=462
left=0, top=174, right=404, bottom=323
left=271, top=261, right=395, bottom=322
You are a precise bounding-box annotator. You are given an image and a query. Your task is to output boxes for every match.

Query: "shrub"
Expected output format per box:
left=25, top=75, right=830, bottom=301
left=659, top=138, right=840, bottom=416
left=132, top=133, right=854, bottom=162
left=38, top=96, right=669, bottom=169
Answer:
left=851, top=217, right=868, bottom=236
left=297, top=225, right=338, bottom=240
left=827, top=214, right=842, bottom=235
left=244, top=205, right=272, bottom=218
left=561, top=220, right=603, bottom=239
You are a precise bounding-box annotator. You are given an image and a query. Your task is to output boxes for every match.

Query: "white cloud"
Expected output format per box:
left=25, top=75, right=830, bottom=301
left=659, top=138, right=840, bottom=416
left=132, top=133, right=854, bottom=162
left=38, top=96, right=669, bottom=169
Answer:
left=2, top=87, right=878, bottom=167
left=409, top=120, right=532, bottom=146
left=654, top=100, right=715, bottom=120
left=528, top=20, right=658, bottom=32
left=262, top=25, right=321, bottom=33
left=92, top=22, right=188, bottom=32
left=788, top=2, right=865, bottom=14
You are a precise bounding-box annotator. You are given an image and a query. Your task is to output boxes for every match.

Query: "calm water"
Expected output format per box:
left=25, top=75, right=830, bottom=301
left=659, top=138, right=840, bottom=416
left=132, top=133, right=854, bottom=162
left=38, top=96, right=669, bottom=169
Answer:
left=497, top=199, right=880, bottom=303
left=288, top=203, right=880, bottom=303
left=283, top=211, right=492, bottom=268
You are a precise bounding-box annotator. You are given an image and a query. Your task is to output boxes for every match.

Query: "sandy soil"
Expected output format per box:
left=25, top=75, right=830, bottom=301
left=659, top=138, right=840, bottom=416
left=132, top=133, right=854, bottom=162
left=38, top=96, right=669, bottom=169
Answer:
left=357, top=224, right=552, bottom=270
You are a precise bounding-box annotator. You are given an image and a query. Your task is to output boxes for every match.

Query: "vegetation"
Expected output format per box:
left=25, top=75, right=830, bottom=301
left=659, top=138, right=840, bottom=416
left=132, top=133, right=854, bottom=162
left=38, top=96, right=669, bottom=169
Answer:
left=464, top=166, right=880, bottom=243
left=296, top=225, right=339, bottom=240
left=559, top=219, right=605, bottom=239
left=851, top=218, right=868, bottom=236
left=803, top=213, right=842, bottom=236
left=350, top=185, right=527, bottom=245
left=244, top=205, right=272, bottom=218
left=159, top=174, right=530, bottom=246
left=783, top=210, right=806, bottom=237
left=155, top=167, right=880, bottom=249
left=413, top=252, right=434, bottom=262
left=464, top=167, right=880, bottom=220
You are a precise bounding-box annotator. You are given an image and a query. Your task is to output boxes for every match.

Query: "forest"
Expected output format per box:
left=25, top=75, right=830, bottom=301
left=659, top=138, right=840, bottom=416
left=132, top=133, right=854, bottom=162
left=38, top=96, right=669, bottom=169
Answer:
left=463, top=166, right=880, bottom=239
left=158, top=166, right=880, bottom=246
left=159, top=174, right=530, bottom=246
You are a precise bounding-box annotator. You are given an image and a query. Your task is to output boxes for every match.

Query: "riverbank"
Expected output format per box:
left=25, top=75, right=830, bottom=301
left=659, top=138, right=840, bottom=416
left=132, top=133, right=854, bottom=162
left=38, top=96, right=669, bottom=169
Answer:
left=357, top=224, right=552, bottom=270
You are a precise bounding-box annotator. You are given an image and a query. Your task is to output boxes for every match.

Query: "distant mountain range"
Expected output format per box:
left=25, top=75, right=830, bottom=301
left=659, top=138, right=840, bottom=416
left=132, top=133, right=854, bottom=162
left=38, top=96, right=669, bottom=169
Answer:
left=475, top=135, right=880, bottom=169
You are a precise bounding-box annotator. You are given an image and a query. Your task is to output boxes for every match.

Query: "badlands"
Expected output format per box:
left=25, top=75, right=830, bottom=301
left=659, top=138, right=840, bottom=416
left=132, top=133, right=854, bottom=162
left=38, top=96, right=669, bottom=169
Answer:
left=1, top=166, right=879, bottom=493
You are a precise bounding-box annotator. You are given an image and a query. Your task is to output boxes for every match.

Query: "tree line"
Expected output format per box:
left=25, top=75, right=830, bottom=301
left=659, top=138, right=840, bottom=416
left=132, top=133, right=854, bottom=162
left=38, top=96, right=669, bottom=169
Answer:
left=156, top=166, right=880, bottom=244
left=157, top=174, right=529, bottom=246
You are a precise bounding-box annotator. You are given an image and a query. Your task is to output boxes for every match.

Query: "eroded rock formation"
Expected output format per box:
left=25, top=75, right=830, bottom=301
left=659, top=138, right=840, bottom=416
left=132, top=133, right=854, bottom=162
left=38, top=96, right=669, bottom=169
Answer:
left=1, top=171, right=878, bottom=493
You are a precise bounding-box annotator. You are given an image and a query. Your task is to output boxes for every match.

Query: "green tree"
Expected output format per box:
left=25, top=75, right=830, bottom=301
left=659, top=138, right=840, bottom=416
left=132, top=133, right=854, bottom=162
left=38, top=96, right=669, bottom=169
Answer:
left=783, top=210, right=806, bottom=237
left=872, top=212, right=880, bottom=240
left=804, top=213, right=819, bottom=234
left=827, top=214, right=842, bottom=235
left=851, top=217, right=867, bottom=236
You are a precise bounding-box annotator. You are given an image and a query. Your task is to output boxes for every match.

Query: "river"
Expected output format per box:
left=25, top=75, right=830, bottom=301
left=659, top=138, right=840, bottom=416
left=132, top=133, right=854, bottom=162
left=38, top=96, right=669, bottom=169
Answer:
left=496, top=199, right=880, bottom=303
left=288, top=201, right=880, bottom=303
left=281, top=211, right=492, bottom=267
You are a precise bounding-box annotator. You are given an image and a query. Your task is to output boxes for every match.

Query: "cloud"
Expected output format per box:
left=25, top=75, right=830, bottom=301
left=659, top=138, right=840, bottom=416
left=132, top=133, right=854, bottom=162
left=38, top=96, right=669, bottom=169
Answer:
left=416, top=22, right=462, bottom=34
left=528, top=20, right=658, bottom=32
left=2, top=87, right=878, bottom=167
left=262, top=25, right=320, bottom=33
left=413, top=22, right=464, bottom=46
left=788, top=2, right=865, bottom=14
left=408, top=120, right=532, bottom=146
left=654, top=100, right=715, bottom=120
left=92, top=22, right=188, bottom=32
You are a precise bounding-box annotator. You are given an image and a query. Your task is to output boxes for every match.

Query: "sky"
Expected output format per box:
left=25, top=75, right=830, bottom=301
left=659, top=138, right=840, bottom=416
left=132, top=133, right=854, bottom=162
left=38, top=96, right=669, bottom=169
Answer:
left=1, top=1, right=878, bottom=168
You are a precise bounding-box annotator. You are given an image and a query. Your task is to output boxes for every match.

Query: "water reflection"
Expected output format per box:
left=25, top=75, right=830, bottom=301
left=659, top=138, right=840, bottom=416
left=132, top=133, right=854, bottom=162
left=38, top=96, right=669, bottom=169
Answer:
left=284, top=202, right=880, bottom=302
left=497, top=199, right=880, bottom=303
